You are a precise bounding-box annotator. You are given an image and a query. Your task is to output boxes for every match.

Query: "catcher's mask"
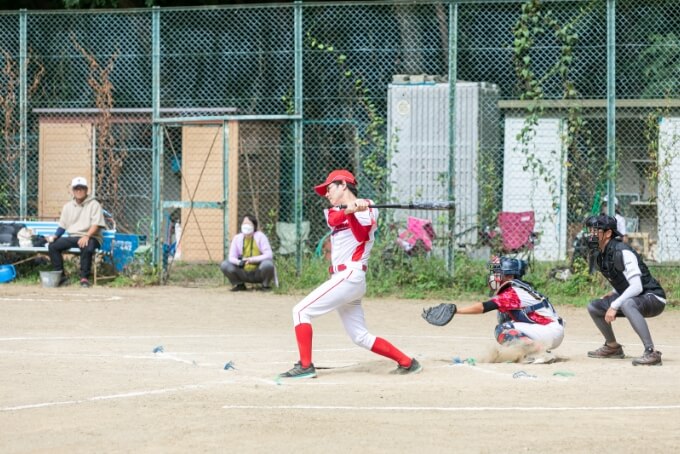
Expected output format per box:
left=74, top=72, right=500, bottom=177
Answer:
left=585, top=214, right=621, bottom=250
left=488, top=256, right=527, bottom=292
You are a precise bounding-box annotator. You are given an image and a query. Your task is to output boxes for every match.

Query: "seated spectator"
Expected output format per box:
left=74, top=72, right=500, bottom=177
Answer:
left=46, top=176, right=107, bottom=288
left=220, top=214, right=276, bottom=291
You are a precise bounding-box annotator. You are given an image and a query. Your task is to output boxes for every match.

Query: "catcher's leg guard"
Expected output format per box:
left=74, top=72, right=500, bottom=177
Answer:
left=497, top=311, right=511, bottom=325
left=495, top=321, right=531, bottom=345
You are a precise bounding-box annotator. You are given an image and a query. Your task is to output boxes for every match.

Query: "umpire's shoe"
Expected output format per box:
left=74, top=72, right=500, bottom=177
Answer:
left=632, top=349, right=662, bottom=366
left=391, top=358, right=423, bottom=375
left=587, top=343, right=625, bottom=359
left=278, top=362, right=317, bottom=379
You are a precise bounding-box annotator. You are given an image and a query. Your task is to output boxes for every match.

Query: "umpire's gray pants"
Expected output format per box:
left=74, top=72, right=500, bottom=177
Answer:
left=220, top=259, right=276, bottom=287
left=587, top=293, right=665, bottom=351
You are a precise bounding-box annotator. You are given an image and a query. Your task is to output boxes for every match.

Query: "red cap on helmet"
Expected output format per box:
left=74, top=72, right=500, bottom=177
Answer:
left=314, top=170, right=357, bottom=196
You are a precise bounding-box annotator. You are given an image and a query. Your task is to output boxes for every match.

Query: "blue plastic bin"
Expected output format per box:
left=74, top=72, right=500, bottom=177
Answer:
left=0, top=264, right=16, bottom=283
left=110, top=233, right=141, bottom=271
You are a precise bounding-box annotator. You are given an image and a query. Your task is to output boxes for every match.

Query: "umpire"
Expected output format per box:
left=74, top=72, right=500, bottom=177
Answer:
left=585, top=215, right=666, bottom=366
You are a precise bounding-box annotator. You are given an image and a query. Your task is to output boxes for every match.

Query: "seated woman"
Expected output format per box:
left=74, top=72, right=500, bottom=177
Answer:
left=220, top=214, right=276, bottom=291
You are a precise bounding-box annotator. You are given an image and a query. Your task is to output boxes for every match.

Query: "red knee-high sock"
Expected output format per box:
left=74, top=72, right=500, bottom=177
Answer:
left=295, top=323, right=313, bottom=368
left=371, top=337, right=411, bottom=368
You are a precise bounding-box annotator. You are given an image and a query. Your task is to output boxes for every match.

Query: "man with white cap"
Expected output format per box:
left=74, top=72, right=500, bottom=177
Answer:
left=47, top=177, right=107, bottom=287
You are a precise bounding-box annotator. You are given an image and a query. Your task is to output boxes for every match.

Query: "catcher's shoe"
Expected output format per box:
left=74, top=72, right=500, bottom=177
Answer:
left=278, top=362, right=317, bottom=379
left=522, top=351, right=557, bottom=364
left=632, top=350, right=662, bottom=366
left=587, top=344, right=625, bottom=359
left=391, top=358, right=423, bottom=375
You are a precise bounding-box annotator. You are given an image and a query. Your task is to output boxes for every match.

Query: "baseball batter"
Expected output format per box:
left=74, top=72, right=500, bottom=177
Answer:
left=278, top=169, right=422, bottom=379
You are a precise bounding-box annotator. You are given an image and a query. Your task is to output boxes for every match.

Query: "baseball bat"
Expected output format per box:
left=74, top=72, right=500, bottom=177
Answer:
left=337, top=201, right=455, bottom=210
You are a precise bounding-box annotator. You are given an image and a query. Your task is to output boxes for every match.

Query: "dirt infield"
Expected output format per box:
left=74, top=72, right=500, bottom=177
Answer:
left=1, top=285, right=679, bottom=453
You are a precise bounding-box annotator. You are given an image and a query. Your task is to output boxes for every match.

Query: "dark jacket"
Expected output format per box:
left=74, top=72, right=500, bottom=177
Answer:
left=596, top=238, right=665, bottom=298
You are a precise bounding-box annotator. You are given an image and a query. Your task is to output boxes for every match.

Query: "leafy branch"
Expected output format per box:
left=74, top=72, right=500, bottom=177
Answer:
left=71, top=36, right=127, bottom=223
left=282, top=31, right=391, bottom=200
left=511, top=0, right=595, bottom=220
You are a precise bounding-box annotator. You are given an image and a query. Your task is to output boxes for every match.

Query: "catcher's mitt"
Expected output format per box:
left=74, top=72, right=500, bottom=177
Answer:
left=422, top=303, right=457, bottom=326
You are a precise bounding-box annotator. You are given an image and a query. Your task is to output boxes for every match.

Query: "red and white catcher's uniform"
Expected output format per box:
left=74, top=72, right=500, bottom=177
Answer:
left=292, top=204, right=378, bottom=349
left=493, top=280, right=565, bottom=350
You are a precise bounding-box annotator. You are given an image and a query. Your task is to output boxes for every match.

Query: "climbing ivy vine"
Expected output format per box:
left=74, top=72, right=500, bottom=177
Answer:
left=511, top=0, right=595, bottom=223
left=281, top=31, right=392, bottom=202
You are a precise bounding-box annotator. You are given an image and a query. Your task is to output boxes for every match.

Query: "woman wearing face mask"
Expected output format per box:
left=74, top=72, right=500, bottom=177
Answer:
left=220, top=214, right=276, bottom=291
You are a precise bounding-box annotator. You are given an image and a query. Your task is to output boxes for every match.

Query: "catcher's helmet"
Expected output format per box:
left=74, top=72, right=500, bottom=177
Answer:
left=591, top=214, right=622, bottom=238
left=488, top=256, right=527, bottom=277
left=488, top=256, right=526, bottom=293
left=500, top=257, right=527, bottom=278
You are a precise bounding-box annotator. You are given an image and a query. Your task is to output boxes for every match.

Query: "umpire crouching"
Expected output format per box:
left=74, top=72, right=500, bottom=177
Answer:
left=585, top=215, right=666, bottom=366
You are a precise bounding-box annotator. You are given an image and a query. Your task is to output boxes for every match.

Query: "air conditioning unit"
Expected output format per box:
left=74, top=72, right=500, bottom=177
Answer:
left=387, top=80, right=500, bottom=254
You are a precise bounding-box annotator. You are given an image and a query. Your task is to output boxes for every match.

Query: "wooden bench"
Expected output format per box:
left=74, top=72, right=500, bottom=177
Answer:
left=0, top=220, right=115, bottom=285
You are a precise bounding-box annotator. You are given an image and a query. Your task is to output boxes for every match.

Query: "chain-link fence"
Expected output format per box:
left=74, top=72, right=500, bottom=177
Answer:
left=1, top=0, right=680, bottom=285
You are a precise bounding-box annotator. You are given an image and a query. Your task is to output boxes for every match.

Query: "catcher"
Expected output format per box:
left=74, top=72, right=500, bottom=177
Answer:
left=422, top=256, right=565, bottom=363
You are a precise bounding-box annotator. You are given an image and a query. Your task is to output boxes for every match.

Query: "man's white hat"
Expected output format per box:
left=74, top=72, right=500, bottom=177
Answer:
left=602, top=194, right=618, bottom=206
left=71, top=176, right=88, bottom=188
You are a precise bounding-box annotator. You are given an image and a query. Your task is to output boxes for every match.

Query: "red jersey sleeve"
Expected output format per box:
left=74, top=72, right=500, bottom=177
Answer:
left=327, top=209, right=347, bottom=227
left=347, top=212, right=372, bottom=242
left=490, top=287, right=522, bottom=311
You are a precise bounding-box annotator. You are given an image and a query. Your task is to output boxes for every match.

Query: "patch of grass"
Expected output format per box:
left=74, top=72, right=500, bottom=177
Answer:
left=163, top=262, right=223, bottom=287
left=10, top=240, right=678, bottom=310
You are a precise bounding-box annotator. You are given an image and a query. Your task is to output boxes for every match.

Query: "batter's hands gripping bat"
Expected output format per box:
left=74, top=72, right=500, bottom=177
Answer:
left=337, top=201, right=455, bottom=210
left=422, top=303, right=457, bottom=326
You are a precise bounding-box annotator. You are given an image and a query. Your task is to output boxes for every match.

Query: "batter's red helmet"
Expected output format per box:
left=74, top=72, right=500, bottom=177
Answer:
left=314, top=169, right=357, bottom=196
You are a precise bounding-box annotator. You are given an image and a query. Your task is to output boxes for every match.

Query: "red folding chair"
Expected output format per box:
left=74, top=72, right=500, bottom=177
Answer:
left=396, top=216, right=436, bottom=256
left=497, top=211, right=537, bottom=265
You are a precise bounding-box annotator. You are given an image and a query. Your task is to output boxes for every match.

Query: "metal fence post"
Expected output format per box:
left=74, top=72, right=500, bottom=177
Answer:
left=447, top=0, right=458, bottom=276
left=606, top=0, right=616, bottom=216
left=294, top=0, right=304, bottom=274
left=19, top=9, right=27, bottom=219
left=151, top=6, right=163, bottom=274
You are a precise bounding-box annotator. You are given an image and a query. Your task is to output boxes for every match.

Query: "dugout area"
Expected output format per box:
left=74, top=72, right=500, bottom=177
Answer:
left=35, top=109, right=289, bottom=269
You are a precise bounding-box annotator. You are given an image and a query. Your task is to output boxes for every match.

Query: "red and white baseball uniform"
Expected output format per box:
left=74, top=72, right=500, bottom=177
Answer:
left=292, top=203, right=378, bottom=349
left=284, top=169, right=417, bottom=375
left=492, top=280, right=564, bottom=350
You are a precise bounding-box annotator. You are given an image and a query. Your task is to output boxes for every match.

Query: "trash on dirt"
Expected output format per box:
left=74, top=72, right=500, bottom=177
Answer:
left=451, top=356, right=476, bottom=366
left=552, top=370, right=575, bottom=377
left=512, top=370, right=537, bottom=379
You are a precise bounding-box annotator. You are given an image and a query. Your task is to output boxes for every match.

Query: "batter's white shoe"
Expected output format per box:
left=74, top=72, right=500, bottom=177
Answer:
left=278, top=362, right=317, bottom=379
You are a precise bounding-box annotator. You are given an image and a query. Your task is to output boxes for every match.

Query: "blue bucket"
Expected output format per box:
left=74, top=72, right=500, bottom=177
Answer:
left=0, top=264, right=16, bottom=283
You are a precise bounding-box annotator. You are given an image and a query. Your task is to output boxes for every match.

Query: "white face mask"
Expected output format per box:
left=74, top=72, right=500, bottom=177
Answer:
left=241, top=224, right=254, bottom=235
left=488, top=273, right=501, bottom=292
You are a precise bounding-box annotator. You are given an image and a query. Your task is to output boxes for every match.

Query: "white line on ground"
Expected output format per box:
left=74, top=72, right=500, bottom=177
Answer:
left=0, top=296, right=123, bottom=302
left=222, top=404, right=680, bottom=412
left=0, top=378, right=273, bottom=412
left=0, top=334, right=280, bottom=341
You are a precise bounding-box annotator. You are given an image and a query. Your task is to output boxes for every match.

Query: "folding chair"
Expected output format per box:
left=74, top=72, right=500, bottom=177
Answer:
left=395, top=216, right=436, bottom=256
left=497, top=211, right=537, bottom=266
